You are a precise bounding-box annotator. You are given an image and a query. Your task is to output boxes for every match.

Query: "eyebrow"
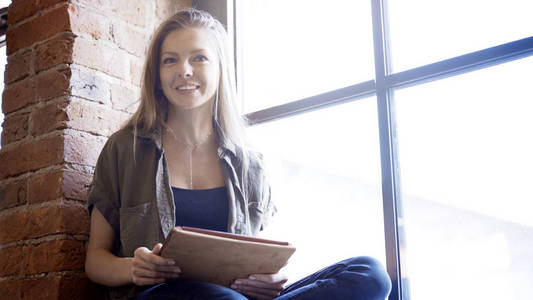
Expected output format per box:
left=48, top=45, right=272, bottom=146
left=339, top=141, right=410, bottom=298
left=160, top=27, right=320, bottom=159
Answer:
left=161, top=49, right=207, bottom=56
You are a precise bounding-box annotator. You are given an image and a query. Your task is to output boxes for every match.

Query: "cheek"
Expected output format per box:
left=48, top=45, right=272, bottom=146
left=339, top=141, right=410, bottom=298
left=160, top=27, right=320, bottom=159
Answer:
left=159, top=70, right=172, bottom=86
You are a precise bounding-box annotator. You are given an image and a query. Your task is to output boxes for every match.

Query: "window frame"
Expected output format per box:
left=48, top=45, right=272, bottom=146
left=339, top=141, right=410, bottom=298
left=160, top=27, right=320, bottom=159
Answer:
left=201, top=0, right=533, bottom=299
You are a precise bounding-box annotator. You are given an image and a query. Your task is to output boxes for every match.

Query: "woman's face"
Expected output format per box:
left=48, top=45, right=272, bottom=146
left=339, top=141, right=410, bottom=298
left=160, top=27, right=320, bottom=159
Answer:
left=159, top=27, right=219, bottom=111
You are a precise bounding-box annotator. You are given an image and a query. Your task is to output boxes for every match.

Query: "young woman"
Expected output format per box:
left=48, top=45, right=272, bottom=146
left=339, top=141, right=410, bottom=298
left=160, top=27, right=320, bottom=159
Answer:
left=85, top=8, right=391, bottom=300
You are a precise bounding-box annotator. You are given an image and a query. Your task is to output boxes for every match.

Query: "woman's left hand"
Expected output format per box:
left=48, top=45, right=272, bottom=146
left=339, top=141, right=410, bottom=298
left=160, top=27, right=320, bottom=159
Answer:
left=231, top=273, right=287, bottom=300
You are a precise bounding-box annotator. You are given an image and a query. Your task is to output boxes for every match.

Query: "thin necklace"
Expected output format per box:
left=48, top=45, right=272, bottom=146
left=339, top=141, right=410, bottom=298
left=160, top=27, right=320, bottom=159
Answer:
left=166, top=127, right=212, bottom=189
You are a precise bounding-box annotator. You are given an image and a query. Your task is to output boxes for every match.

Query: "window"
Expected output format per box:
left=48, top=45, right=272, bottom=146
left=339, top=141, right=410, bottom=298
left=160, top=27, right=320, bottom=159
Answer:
left=247, top=96, right=386, bottom=281
left=237, top=0, right=374, bottom=113
left=232, top=0, right=533, bottom=299
left=235, top=0, right=386, bottom=285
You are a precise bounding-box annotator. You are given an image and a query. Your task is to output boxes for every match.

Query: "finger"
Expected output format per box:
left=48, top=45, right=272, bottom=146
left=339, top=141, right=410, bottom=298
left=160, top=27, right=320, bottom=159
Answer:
left=132, top=265, right=181, bottom=279
left=152, top=243, right=163, bottom=255
left=132, top=258, right=181, bottom=275
left=135, top=247, right=175, bottom=267
left=249, top=273, right=288, bottom=284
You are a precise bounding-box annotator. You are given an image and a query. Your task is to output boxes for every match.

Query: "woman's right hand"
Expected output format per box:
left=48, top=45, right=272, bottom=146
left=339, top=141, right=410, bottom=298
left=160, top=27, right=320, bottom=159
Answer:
left=131, top=243, right=182, bottom=285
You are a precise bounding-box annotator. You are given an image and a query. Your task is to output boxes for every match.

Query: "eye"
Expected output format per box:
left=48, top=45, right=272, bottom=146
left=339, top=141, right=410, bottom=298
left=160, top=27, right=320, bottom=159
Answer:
left=192, top=55, right=208, bottom=62
left=162, top=57, right=176, bottom=64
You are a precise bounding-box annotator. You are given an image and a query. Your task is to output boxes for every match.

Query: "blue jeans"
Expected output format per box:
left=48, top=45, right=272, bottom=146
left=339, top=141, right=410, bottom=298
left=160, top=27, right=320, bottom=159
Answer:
left=135, top=256, right=391, bottom=300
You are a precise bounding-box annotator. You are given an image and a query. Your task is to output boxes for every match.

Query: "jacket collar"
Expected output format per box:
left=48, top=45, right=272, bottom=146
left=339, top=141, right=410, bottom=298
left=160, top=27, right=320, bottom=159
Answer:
left=134, top=124, right=238, bottom=158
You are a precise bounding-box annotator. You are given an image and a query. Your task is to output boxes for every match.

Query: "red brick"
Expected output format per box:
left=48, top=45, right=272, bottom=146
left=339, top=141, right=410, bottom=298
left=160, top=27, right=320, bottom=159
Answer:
left=26, top=206, right=61, bottom=238
left=4, top=49, right=32, bottom=84
left=111, top=83, right=139, bottom=113
left=129, top=55, right=143, bottom=86
left=72, top=37, right=129, bottom=80
left=28, top=169, right=63, bottom=203
left=22, top=276, right=60, bottom=300
left=29, top=99, right=129, bottom=138
left=64, top=130, right=106, bottom=167
left=63, top=170, right=92, bottom=201
left=58, top=275, right=91, bottom=300
left=22, top=274, right=90, bottom=300
left=34, top=68, right=72, bottom=102
left=6, top=4, right=71, bottom=55
left=30, top=100, right=69, bottom=136
left=0, top=278, right=22, bottom=299
left=0, top=204, right=87, bottom=244
left=0, top=132, right=105, bottom=179
left=73, top=0, right=111, bottom=11
left=1, top=112, right=29, bottom=145
left=0, top=210, right=30, bottom=244
left=36, top=0, right=69, bottom=11
left=0, top=246, right=23, bottom=277
left=1, top=78, right=36, bottom=114
left=26, top=169, right=92, bottom=203
left=108, top=0, right=146, bottom=27
left=26, top=204, right=89, bottom=239
left=110, top=22, right=146, bottom=56
left=69, top=4, right=111, bottom=41
left=7, top=0, right=38, bottom=26
left=71, top=68, right=111, bottom=104
left=0, top=178, right=28, bottom=209
left=60, top=204, right=90, bottom=235
left=23, top=239, right=86, bottom=274
left=0, top=204, right=89, bottom=245
left=0, top=135, right=64, bottom=179
left=156, top=1, right=189, bottom=21
left=67, top=100, right=129, bottom=136
left=35, top=33, right=74, bottom=73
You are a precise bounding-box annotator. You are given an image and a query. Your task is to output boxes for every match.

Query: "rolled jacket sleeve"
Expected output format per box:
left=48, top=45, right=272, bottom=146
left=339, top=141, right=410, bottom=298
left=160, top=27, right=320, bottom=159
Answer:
left=87, top=137, right=121, bottom=237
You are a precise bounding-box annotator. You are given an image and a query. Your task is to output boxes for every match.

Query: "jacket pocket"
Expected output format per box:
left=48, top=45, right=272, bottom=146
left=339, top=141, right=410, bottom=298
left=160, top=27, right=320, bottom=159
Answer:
left=119, top=202, right=152, bottom=256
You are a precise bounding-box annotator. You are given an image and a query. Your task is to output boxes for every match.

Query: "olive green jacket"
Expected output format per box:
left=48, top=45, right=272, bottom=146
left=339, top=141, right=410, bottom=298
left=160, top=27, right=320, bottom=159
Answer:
left=87, top=127, right=275, bottom=299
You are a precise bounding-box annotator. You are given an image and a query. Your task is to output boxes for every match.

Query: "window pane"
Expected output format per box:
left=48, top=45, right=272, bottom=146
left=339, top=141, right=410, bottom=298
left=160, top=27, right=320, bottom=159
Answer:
left=388, top=0, right=533, bottom=72
left=247, top=97, right=385, bottom=283
left=394, top=56, right=533, bottom=300
left=238, top=0, right=374, bottom=113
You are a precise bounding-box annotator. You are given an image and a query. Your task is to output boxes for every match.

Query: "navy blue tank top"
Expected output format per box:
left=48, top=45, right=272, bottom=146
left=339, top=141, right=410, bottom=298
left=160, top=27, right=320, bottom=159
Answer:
left=172, top=186, right=229, bottom=232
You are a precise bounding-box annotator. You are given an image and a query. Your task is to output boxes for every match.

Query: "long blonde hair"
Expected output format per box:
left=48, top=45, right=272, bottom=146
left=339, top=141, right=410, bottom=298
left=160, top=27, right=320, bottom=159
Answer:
left=125, top=8, right=247, bottom=148
left=125, top=8, right=261, bottom=204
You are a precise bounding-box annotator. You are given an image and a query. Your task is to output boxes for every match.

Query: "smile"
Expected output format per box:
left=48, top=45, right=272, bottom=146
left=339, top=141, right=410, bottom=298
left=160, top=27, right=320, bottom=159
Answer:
left=175, top=84, right=200, bottom=90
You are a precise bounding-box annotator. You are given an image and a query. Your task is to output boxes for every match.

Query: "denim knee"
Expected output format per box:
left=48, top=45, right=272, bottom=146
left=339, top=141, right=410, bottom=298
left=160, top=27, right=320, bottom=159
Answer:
left=336, top=256, right=392, bottom=300
left=135, top=281, right=248, bottom=300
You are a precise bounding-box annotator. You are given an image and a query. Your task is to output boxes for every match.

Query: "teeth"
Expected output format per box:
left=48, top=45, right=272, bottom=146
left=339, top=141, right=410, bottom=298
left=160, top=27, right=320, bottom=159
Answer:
left=176, top=85, right=198, bottom=90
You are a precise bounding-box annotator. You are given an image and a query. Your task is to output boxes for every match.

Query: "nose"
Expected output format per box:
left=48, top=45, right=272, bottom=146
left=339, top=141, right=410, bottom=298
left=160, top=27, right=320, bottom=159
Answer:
left=177, top=61, right=193, bottom=78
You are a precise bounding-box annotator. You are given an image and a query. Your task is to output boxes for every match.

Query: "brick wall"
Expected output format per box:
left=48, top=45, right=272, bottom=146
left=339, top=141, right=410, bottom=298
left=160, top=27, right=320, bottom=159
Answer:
left=0, top=0, right=191, bottom=298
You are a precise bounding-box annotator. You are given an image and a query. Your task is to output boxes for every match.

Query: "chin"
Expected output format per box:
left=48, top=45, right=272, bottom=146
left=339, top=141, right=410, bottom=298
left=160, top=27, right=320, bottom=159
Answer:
left=169, top=98, right=213, bottom=111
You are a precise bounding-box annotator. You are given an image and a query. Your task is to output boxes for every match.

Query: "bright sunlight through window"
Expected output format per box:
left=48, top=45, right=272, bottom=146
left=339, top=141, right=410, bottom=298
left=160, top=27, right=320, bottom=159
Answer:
left=237, top=0, right=533, bottom=299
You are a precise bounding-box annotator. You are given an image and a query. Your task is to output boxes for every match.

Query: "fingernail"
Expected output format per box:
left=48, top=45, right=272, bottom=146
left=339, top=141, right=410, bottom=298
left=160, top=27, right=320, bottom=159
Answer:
left=235, top=280, right=242, bottom=284
left=249, top=276, right=256, bottom=280
left=167, top=260, right=175, bottom=265
left=231, top=284, right=237, bottom=289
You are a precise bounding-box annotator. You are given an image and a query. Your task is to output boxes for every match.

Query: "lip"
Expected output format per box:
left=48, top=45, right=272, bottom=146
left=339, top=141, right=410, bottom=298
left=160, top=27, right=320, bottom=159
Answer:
left=173, top=83, right=200, bottom=95
left=174, top=82, right=200, bottom=89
